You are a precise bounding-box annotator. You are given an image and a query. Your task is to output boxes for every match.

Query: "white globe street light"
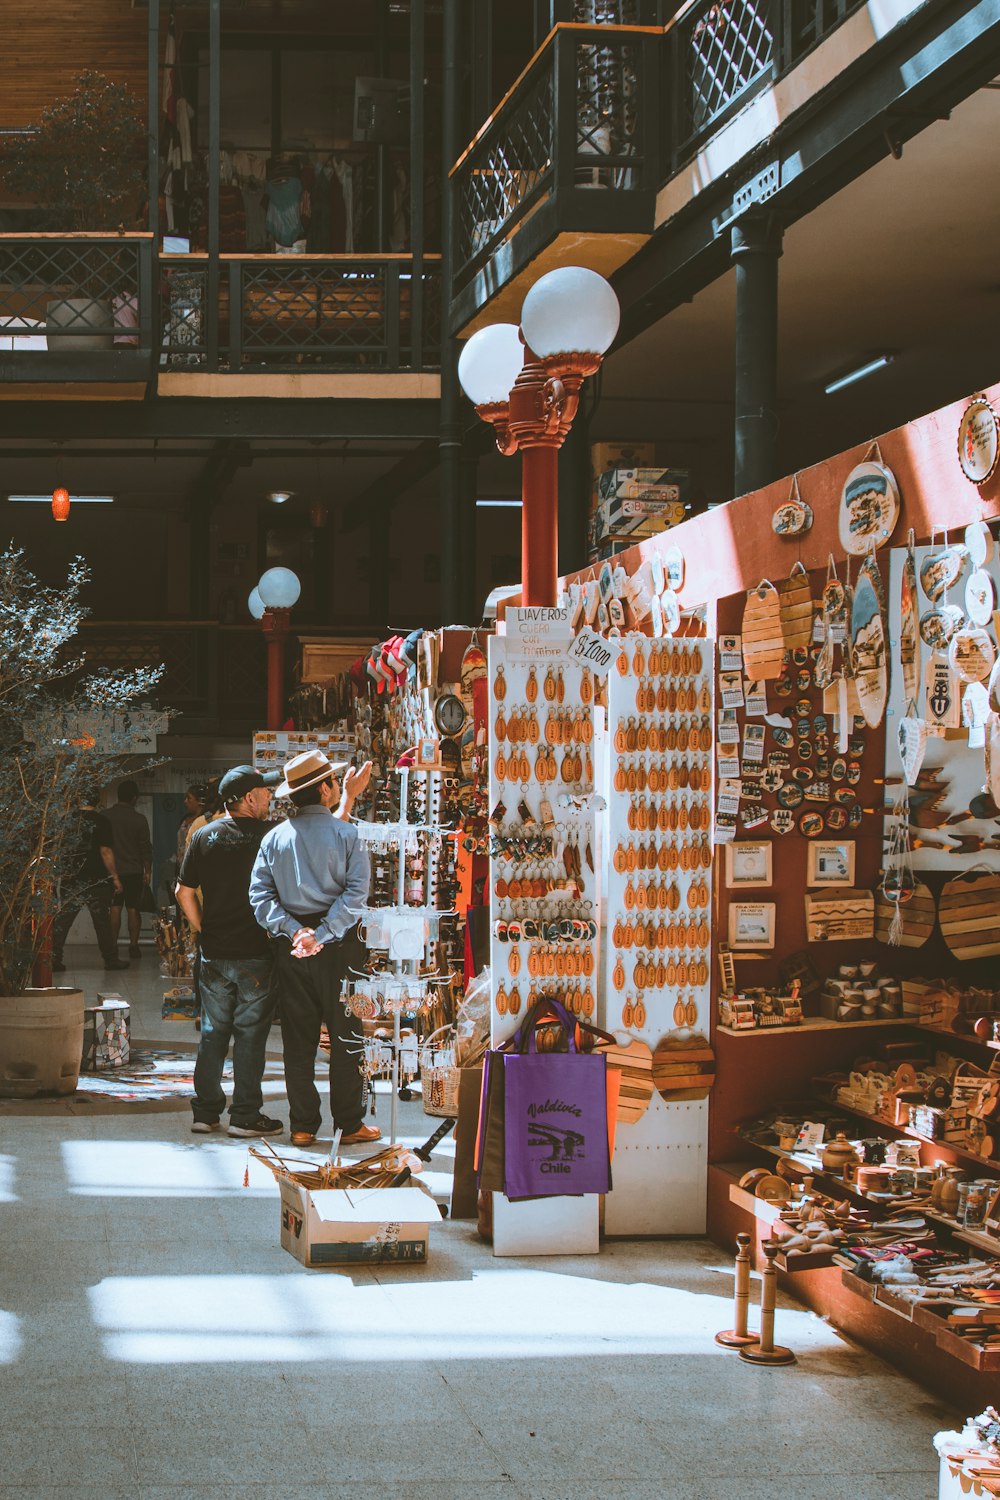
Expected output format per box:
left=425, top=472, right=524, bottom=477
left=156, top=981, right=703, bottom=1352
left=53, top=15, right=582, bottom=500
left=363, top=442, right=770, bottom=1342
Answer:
left=520, top=265, right=620, bottom=358
left=457, top=323, right=524, bottom=408
left=247, top=587, right=265, bottom=621
left=257, top=566, right=301, bottom=610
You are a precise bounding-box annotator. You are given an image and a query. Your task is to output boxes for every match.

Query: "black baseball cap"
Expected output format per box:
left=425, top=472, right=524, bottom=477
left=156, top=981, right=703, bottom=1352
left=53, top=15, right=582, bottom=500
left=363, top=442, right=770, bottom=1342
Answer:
left=218, top=765, right=281, bottom=804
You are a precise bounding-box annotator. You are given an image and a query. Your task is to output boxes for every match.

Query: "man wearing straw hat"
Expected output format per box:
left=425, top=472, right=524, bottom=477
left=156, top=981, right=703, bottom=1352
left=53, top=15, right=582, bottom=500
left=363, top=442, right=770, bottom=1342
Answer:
left=250, top=749, right=379, bottom=1148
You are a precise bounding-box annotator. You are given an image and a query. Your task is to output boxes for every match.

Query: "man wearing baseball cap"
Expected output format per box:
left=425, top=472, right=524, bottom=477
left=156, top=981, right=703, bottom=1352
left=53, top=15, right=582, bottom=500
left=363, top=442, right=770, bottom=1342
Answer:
left=249, top=749, right=378, bottom=1148
left=177, top=765, right=282, bottom=1138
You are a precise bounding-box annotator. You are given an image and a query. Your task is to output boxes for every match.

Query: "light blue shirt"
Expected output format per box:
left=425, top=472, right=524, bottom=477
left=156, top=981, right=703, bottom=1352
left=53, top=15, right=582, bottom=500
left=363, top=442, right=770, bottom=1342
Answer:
left=249, top=806, right=370, bottom=947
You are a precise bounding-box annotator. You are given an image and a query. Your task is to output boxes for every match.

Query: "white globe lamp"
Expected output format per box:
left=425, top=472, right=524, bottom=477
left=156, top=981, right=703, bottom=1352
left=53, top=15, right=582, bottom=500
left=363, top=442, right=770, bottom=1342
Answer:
left=247, top=587, right=266, bottom=621
left=457, top=323, right=524, bottom=407
left=257, top=566, right=301, bottom=610
left=520, top=266, right=620, bottom=358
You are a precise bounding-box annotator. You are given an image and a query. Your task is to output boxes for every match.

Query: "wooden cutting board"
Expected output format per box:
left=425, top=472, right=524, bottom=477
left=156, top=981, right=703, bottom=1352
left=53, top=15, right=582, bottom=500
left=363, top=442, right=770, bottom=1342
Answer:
left=940, top=871, right=1000, bottom=960
left=779, top=562, right=814, bottom=654
left=742, top=581, right=784, bottom=681
left=651, top=1034, right=716, bottom=1101
left=874, top=882, right=936, bottom=947
left=600, top=1038, right=654, bottom=1124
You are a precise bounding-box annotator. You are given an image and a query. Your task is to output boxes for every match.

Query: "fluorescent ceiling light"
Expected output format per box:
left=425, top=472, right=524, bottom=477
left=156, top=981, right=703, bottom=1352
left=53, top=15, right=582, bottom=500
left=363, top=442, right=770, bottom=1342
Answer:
left=477, top=498, right=522, bottom=508
left=7, top=494, right=115, bottom=504
left=823, top=354, right=895, bottom=396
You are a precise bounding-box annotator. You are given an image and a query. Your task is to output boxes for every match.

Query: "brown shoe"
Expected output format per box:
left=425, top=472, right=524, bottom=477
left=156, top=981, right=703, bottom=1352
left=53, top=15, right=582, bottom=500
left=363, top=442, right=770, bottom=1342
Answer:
left=290, top=1131, right=317, bottom=1147
left=340, top=1123, right=382, bottom=1145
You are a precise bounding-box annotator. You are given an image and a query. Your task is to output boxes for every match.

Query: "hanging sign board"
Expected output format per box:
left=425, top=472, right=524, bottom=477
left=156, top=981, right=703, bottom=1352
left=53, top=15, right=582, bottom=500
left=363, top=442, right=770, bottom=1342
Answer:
left=564, top=627, right=614, bottom=678
left=504, top=607, right=573, bottom=663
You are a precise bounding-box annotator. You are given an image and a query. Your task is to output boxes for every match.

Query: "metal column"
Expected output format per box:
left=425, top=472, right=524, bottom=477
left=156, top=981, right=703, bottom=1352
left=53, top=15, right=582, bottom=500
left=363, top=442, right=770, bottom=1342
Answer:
left=439, top=0, right=462, bottom=624
left=206, top=0, right=221, bottom=371
left=731, top=214, right=782, bottom=498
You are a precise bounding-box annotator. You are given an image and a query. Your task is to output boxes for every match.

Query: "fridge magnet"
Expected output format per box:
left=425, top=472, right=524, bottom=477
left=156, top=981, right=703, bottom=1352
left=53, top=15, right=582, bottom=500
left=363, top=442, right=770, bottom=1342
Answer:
left=838, top=457, right=900, bottom=555
left=958, top=396, right=1000, bottom=485
left=728, top=902, right=776, bottom=950
left=724, top=842, right=773, bottom=887
left=806, top=840, right=856, bottom=887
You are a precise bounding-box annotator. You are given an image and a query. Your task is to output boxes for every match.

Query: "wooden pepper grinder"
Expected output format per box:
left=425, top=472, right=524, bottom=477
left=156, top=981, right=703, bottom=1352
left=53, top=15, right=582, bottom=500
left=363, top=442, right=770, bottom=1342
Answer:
left=715, top=1232, right=756, bottom=1348
left=739, top=1240, right=796, bottom=1366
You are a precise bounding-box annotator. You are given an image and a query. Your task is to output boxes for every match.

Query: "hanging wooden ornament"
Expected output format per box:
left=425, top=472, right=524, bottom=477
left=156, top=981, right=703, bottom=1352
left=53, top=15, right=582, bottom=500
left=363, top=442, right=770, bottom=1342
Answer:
left=919, top=602, right=965, bottom=650
left=742, top=580, right=785, bottom=681
left=939, top=868, right=1000, bottom=960
left=962, top=681, right=990, bottom=747
left=779, top=561, right=814, bottom=654
left=919, top=543, right=967, bottom=604
left=850, top=552, right=888, bottom=728
left=949, top=625, right=996, bottom=685
left=772, top=473, right=813, bottom=536
left=966, top=519, right=996, bottom=567
left=600, top=1038, right=654, bottom=1124
left=924, top=650, right=961, bottom=730
left=966, top=568, right=996, bottom=626
left=651, top=1034, right=716, bottom=1102
left=838, top=452, right=900, bottom=555
left=814, top=556, right=851, bottom=693
left=874, top=882, right=935, bottom=947
left=899, top=532, right=919, bottom=711
left=879, top=786, right=916, bottom=947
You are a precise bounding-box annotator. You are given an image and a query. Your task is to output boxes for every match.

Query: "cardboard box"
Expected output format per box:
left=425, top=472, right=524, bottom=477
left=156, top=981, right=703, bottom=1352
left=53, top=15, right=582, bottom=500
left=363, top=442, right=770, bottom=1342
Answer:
left=278, top=1181, right=441, bottom=1267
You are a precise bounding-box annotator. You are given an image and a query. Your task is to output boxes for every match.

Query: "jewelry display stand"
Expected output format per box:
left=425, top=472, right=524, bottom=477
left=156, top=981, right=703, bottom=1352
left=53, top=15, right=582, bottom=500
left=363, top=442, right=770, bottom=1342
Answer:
left=487, top=632, right=603, bottom=1255
left=347, top=766, right=453, bottom=1145
left=602, top=633, right=715, bottom=1235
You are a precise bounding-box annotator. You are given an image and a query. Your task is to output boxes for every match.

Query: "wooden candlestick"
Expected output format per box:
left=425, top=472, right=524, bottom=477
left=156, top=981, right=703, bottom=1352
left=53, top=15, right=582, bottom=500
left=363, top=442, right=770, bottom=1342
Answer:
left=715, top=1233, right=757, bottom=1348
left=739, top=1240, right=796, bottom=1366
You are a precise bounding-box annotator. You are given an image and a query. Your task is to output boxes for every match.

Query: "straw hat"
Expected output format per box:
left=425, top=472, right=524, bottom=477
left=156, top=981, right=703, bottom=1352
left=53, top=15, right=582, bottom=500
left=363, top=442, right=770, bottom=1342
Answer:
left=275, top=749, right=349, bottom=799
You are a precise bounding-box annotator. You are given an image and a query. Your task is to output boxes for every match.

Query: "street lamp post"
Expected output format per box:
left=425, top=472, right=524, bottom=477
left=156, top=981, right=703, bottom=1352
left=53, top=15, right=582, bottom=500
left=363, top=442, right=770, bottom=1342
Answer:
left=458, top=266, right=620, bottom=608
left=250, top=567, right=301, bottom=729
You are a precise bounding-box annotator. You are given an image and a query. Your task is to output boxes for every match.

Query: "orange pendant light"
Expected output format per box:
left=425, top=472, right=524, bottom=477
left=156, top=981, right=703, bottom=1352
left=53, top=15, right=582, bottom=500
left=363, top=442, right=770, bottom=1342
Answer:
left=51, top=488, right=71, bottom=522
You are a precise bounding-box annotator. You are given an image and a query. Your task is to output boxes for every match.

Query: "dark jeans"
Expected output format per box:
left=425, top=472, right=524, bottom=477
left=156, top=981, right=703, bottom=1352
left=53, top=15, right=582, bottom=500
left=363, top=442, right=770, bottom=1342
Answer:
left=193, top=956, right=276, bottom=1126
left=275, top=938, right=365, bottom=1136
left=53, top=881, right=116, bottom=963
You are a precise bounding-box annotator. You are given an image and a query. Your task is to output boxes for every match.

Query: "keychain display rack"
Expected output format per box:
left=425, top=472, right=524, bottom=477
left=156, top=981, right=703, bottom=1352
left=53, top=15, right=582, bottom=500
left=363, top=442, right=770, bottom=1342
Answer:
left=346, top=765, right=455, bottom=1144
left=487, top=636, right=603, bottom=1040
left=601, top=632, right=716, bottom=1235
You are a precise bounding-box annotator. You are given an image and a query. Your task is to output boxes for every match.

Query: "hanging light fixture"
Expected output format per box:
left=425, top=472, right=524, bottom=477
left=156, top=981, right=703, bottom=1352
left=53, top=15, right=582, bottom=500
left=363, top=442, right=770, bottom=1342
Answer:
left=51, top=487, right=71, bottom=523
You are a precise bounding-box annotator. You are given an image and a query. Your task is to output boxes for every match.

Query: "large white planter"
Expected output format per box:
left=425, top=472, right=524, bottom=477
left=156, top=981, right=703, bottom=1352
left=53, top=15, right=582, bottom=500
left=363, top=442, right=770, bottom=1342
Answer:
left=46, top=296, right=113, bottom=352
left=0, top=987, right=84, bottom=1097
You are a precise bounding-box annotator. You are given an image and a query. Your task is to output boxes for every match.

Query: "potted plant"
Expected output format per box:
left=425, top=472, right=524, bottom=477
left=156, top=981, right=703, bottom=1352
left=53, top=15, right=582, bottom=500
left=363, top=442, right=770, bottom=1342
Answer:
left=0, top=546, right=165, bottom=1095
left=1, top=71, right=147, bottom=351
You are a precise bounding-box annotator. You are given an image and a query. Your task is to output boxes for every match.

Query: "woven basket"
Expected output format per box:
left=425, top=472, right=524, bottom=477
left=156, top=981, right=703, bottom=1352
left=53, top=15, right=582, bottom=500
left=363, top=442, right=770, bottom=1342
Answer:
left=420, top=1025, right=460, bottom=1118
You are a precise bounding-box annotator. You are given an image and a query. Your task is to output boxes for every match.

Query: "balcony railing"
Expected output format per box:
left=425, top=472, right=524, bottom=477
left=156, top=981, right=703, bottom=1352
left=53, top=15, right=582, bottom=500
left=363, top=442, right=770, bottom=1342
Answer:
left=0, top=233, right=155, bottom=381
left=160, top=254, right=441, bottom=374
left=0, top=237, right=440, bottom=382
left=667, top=0, right=867, bottom=163
left=451, top=24, right=661, bottom=303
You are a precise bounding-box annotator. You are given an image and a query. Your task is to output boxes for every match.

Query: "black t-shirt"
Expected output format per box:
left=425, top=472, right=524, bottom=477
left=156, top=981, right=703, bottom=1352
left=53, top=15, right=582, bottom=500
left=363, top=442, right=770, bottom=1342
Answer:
left=177, top=815, right=270, bottom=959
left=70, top=810, right=114, bottom=886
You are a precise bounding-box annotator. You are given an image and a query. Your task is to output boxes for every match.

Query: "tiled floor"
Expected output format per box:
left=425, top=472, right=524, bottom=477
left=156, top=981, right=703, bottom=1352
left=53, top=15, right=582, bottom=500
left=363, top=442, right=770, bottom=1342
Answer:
left=0, top=943, right=957, bottom=1499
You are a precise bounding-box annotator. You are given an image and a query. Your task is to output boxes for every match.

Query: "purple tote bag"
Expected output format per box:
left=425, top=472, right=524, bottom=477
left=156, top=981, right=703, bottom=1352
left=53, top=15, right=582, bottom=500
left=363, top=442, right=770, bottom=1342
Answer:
left=501, top=1001, right=611, bottom=1201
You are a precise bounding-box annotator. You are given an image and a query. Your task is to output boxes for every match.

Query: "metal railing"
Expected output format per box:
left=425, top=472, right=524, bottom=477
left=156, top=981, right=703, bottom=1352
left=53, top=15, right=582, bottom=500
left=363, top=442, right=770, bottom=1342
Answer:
left=668, top=0, right=867, bottom=162
left=0, top=236, right=440, bottom=380
left=452, top=24, right=661, bottom=290
left=160, top=254, right=442, bottom=373
left=0, top=233, right=154, bottom=373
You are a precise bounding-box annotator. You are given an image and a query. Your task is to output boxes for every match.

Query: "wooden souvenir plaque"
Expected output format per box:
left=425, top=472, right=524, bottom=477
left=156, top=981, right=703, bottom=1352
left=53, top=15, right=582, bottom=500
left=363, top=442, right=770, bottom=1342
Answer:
left=899, top=543, right=919, bottom=708
left=850, top=555, right=888, bottom=728
left=742, top=581, right=784, bottom=681
left=779, top=562, right=814, bottom=654
left=652, top=1034, right=716, bottom=1102
left=939, top=870, right=1000, bottom=960
left=838, top=461, right=900, bottom=555
left=874, top=883, right=935, bottom=948
left=601, top=1038, right=654, bottom=1124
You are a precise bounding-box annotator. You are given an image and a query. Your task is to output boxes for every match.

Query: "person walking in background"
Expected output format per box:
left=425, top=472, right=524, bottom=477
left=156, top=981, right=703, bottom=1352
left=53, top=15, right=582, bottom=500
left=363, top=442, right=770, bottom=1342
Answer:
left=183, top=776, right=223, bottom=849
left=249, top=750, right=376, bottom=1149
left=176, top=766, right=282, bottom=1138
left=106, top=779, right=152, bottom=961
left=53, top=786, right=130, bottom=974
left=177, top=783, right=205, bottom=866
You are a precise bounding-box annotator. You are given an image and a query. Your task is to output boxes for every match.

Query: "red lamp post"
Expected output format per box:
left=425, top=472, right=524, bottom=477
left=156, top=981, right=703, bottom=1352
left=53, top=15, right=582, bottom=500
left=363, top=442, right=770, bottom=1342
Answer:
left=458, top=267, right=620, bottom=608
left=249, top=567, right=301, bottom=729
